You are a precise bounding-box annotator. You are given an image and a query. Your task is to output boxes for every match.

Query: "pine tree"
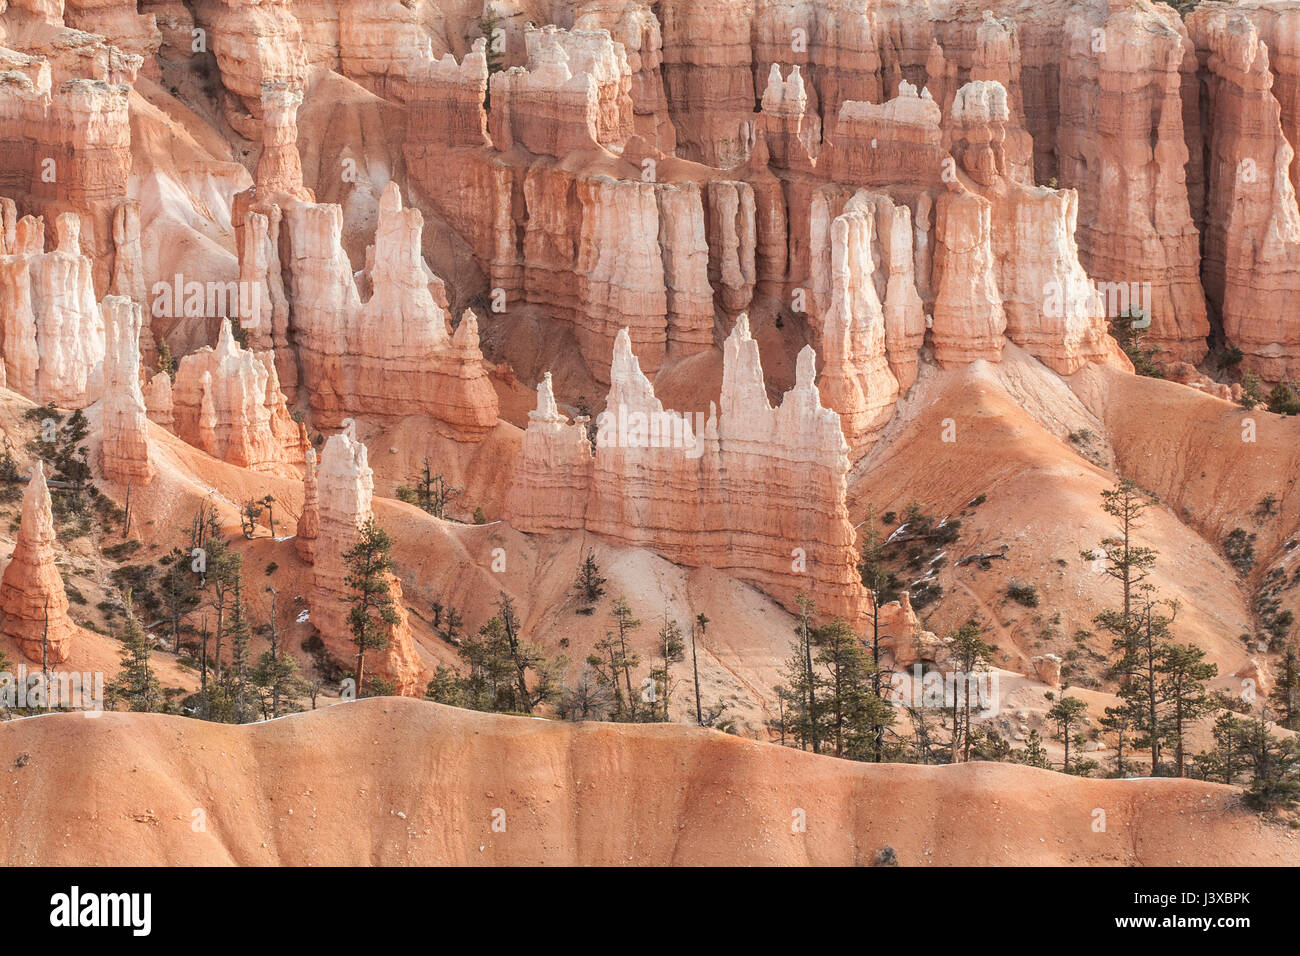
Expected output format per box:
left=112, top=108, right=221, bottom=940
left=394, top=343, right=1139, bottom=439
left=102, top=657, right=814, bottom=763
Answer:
left=205, top=536, right=243, bottom=682
left=690, top=613, right=708, bottom=725
left=1116, top=591, right=1175, bottom=776
left=396, top=458, right=461, bottom=519
left=222, top=579, right=256, bottom=723
left=252, top=586, right=298, bottom=719
left=781, top=594, right=826, bottom=753
left=1017, top=729, right=1051, bottom=769
left=813, top=617, right=893, bottom=760
left=109, top=592, right=161, bottom=713
left=575, top=549, right=607, bottom=607
left=1271, top=640, right=1300, bottom=730
left=1088, top=479, right=1159, bottom=684
left=949, top=619, right=993, bottom=762
left=648, top=617, right=686, bottom=722
left=858, top=504, right=899, bottom=761
left=159, top=548, right=200, bottom=653
left=587, top=598, right=641, bottom=720
left=1244, top=712, right=1300, bottom=812
left=1159, top=642, right=1218, bottom=776
left=1193, top=712, right=1253, bottom=784
left=1047, top=694, right=1089, bottom=774
left=479, top=4, right=506, bottom=109
left=342, top=517, right=400, bottom=695
left=1099, top=703, right=1137, bottom=777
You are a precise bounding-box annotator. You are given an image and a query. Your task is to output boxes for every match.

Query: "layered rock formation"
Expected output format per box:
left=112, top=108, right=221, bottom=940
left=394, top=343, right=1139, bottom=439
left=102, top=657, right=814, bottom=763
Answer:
left=254, top=80, right=312, bottom=201
left=573, top=0, right=676, bottom=151
left=812, top=190, right=906, bottom=455
left=1190, top=5, right=1300, bottom=383
left=295, top=445, right=318, bottom=563
left=281, top=182, right=499, bottom=434
left=209, top=0, right=308, bottom=138
left=1058, top=2, right=1210, bottom=365
left=508, top=319, right=864, bottom=621
left=0, top=212, right=106, bottom=407
left=100, top=295, right=154, bottom=486
left=309, top=427, right=425, bottom=696
left=170, top=319, right=308, bottom=471
left=0, top=463, right=75, bottom=664
left=144, top=371, right=174, bottom=430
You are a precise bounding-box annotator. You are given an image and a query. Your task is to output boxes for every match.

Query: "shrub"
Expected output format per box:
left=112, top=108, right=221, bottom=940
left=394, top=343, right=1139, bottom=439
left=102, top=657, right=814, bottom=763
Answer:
left=1224, top=528, right=1257, bottom=575
left=1007, top=581, right=1040, bottom=608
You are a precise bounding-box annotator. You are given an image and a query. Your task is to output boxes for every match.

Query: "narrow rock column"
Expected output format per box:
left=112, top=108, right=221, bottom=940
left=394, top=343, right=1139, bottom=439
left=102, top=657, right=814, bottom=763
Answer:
left=0, top=463, right=76, bottom=664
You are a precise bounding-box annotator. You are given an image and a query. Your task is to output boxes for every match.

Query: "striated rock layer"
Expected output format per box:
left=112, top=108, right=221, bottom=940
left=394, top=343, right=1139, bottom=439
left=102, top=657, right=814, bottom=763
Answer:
left=508, top=318, right=865, bottom=622
left=1190, top=6, right=1300, bottom=383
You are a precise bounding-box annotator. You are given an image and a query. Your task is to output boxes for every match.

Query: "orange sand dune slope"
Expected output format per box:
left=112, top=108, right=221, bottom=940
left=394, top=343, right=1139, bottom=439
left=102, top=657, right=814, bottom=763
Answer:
left=0, top=699, right=1294, bottom=866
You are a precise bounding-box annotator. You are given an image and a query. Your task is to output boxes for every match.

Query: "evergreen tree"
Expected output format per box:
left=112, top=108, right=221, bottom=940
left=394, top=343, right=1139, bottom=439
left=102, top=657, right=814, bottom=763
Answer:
left=396, top=458, right=461, bottom=519
left=858, top=504, right=899, bottom=761
left=1244, top=712, right=1300, bottom=812
left=781, top=594, right=825, bottom=753
left=1159, top=642, right=1218, bottom=776
left=159, top=548, right=200, bottom=653
left=648, top=617, right=686, bottom=721
left=813, top=617, right=893, bottom=760
left=690, top=613, right=708, bottom=725
left=1193, top=712, right=1253, bottom=784
left=109, top=592, right=161, bottom=713
left=1271, top=640, right=1300, bottom=730
left=949, top=619, right=993, bottom=762
left=1099, top=703, right=1137, bottom=777
left=1115, top=591, right=1175, bottom=776
left=342, top=517, right=400, bottom=695
left=1016, top=729, right=1051, bottom=769
left=587, top=598, right=642, bottom=720
left=575, top=549, right=607, bottom=607
left=1047, top=694, right=1089, bottom=774
left=222, top=579, right=256, bottom=723
left=1088, top=479, right=1158, bottom=683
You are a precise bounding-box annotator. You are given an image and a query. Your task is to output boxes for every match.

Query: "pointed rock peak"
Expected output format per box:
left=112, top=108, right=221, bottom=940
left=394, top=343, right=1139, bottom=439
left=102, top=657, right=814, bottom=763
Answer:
left=722, top=313, right=771, bottom=412
left=18, top=459, right=55, bottom=543
left=610, top=327, right=641, bottom=383
left=729, top=312, right=754, bottom=344
left=766, top=63, right=783, bottom=89
left=538, top=371, right=557, bottom=414
left=789, top=64, right=805, bottom=95
left=795, top=345, right=817, bottom=388
left=898, top=80, right=919, bottom=99
left=27, top=459, right=47, bottom=502
left=379, top=181, right=404, bottom=216
left=453, top=310, right=481, bottom=348
left=322, top=425, right=369, bottom=477
left=216, top=318, right=240, bottom=357
left=305, top=445, right=317, bottom=471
